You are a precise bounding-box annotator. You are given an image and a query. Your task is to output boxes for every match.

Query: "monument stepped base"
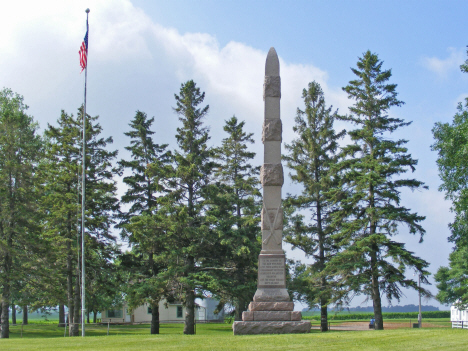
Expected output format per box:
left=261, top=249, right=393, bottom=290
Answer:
left=232, top=296, right=311, bottom=335
left=232, top=321, right=311, bottom=335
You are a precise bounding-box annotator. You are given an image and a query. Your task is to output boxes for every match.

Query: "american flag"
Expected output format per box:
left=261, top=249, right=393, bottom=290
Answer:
left=79, top=19, right=88, bottom=72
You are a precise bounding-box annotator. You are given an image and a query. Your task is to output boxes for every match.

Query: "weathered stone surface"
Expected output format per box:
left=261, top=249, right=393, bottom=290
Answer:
left=261, top=207, right=283, bottom=230
left=263, top=76, right=281, bottom=99
left=260, top=164, right=283, bottom=186
left=262, top=119, right=282, bottom=142
left=253, top=288, right=290, bottom=302
left=249, top=302, right=294, bottom=311
left=253, top=311, right=291, bottom=321
left=233, top=321, right=311, bottom=335
left=291, top=311, right=302, bottom=321
left=242, top=311, right=254, bottom=321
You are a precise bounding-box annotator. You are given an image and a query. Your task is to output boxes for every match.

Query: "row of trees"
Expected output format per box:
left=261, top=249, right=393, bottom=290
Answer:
left=0, top=50, right=433, bottom=337
left=284, top=51, right=429, bottom=331
left=0, top=80, right=261, bottom=338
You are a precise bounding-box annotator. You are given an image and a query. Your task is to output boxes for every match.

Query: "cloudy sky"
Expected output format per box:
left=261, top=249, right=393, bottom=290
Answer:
left=2, top=0, right=467, bottom=310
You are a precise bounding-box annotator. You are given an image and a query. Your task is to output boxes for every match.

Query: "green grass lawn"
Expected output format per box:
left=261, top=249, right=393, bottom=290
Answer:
left=1, top=323, right=466, bottom=351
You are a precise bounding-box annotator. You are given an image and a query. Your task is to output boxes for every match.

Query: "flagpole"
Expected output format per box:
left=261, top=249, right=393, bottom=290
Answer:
left=81, top=7, right=90, bottom=338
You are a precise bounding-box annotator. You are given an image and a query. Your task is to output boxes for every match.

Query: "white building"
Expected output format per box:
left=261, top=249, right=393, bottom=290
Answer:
left=101, top=298, right=224, bottom=324
left=450, top=304, right=468, bottom=329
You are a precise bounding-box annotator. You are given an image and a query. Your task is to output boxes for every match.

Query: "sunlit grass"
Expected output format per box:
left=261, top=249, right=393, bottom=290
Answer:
left=1, top=323, right=466, bottom=351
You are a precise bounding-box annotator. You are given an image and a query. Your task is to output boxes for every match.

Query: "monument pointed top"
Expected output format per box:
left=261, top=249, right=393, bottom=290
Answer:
left=265, top=47, right=279, bottom=76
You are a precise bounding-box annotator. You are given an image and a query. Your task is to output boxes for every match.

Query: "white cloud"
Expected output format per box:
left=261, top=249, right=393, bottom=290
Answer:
left=421, top=47, right=465, bottom=78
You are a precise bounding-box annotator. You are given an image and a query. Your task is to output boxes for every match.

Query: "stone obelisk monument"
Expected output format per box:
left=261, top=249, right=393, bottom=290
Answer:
left=233, top=48, right=311, bottom=335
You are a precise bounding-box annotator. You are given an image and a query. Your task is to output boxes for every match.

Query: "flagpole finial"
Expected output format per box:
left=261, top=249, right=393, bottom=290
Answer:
left=85, top=8, right=90, bottom=13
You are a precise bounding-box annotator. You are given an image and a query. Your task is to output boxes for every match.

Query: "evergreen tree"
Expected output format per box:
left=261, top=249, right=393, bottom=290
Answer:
left=283, top=81, right=345, bottom=331
left=41, top=109, right=82, bottom=335
left=41, top=107, right=119, bottom=335
left=432, top=51, right=468, bottom=307
left=329, top=51, right=430, bottom=330
left=209, top=116, right=261, bottom=321
left=0, top=88, right=42, bottom=338
left=118, top=111, right=171, bottom=334
left=163, top=80, right=215, bottom=334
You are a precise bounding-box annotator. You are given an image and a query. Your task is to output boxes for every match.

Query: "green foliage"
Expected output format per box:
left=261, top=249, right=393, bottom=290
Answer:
left=283, top=81, right=345, bottom=329
left=432, top=98, right=468, bottom=247
left=40, top=106, right=120, bottom=335
left=118, top=110, right=172, bottom=334
left=460, top=46, right=468, bottom=74
left=0, top=88, right=42, bottom=338
left=328, top=51, right=430, bottom=329
left=162, top=80, right=216, bottom=334
left=209, top=116, right=261, bottom=320
left=432, top=49, right=468, bottom=308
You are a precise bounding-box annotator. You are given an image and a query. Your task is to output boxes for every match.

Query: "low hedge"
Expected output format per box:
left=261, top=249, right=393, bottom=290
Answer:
left=302, top=311, right=450, bottom=320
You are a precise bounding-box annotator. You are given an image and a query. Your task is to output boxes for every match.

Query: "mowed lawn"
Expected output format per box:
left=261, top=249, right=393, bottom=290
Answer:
left=1, top=323, right=467, bottom=351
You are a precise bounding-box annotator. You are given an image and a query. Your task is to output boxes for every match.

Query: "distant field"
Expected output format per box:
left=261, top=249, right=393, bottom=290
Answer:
left=12, top=311, right=100, bottom=322
left=302, top=311, right=451, bottom=320
left=0, top=324, right=467, bottom=351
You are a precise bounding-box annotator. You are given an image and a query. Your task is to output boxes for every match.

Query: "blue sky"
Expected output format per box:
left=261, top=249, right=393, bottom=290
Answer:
left=2, top=0, right=467, bottom=310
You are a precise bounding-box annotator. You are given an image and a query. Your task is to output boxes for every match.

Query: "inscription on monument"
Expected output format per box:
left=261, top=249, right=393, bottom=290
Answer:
left=258, top=255, right=286, bottom=288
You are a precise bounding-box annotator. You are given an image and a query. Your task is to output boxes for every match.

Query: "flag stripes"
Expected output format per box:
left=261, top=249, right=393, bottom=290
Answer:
left=79, top=21, right=88, bottom=72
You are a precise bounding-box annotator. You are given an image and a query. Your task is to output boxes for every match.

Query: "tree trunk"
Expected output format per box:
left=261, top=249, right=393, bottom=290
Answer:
left=87, top=310, right=90, bottom=324
left=67, top=240, right=75, bottom=336
left=72, top=264, right=80, bottom=336
left=1, top=301, right=9, bottom=338
left=370, top=247, right=383, bottom=330
left=11, top=304, right=16, bottom=325
left=151, top=302, right=160, bottom=334
left=1, top=226, right=12, bottom=338
left=316, top=180, right=328, bottom=332
left=184, top=256, right=196, bottom=335
left=22, top=305, right=28, bottom=325
left=93, top=310, right=97, bottom=324
left=320, top=300, right=328, bottom=331
left=235, top=297, right=246, bottom=321
left=184, top=288, right=195, bottom=334
left=369, top=179, right=383, bottom=330
left=58, top=304, right=65, bottom=327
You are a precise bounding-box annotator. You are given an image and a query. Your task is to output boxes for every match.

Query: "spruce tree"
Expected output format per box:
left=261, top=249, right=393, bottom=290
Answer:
left=163, top=80, right=215, bottom=334
left=0, top=88, right=42, bottom=338
left=118, top=111, right=171, bottom=334
left=41, top=109, right=82, bottom=335
left=41, top=107, right=119, bottom=335
left=210, top=116, right=261, bottom=320
left=283, top=81, right=345, bottom=331
left=329, top=51, right=430, bottom=330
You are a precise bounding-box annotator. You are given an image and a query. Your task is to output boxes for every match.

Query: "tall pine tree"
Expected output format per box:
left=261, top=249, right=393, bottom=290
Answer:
left=329, top=51, right=430, bottom=330
left=210, top=116, right=261, bottom=321
left=162, top=80, right=215, bottom=334
left=0, top=88, right=42, bottom=338
left=283, top=81, right=345, bottom=331
left=118, top=111, right=171, bottom=334
left=41, top=107, right=119, bottom=336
